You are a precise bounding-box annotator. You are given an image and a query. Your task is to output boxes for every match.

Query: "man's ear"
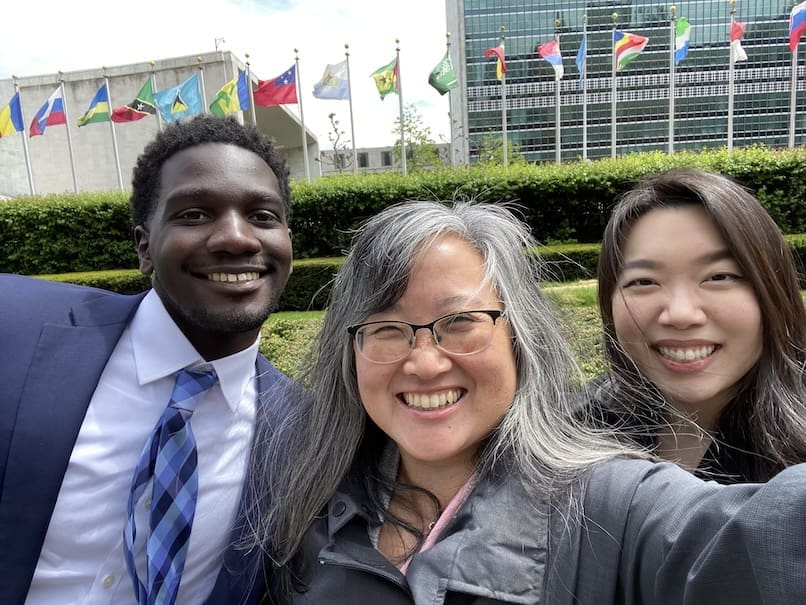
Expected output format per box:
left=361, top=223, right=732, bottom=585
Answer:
left=134, top=225, right=153, bottom=276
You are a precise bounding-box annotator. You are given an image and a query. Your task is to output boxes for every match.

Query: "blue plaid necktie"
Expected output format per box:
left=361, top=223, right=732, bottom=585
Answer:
left=124, top=369, right=218, bottom=605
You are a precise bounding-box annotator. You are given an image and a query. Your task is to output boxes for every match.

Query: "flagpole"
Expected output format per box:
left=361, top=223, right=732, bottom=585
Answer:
left=58, top=72, right=79, bottom=193
left=790, top=45, right=798, bottom=149
left=150, top=62, right=163, bottom=131
left=345, top=43, right=358, bottom=173
left=611, top=13, right=618, bottom=159
left=295, top=50, right=311, bottom=181
left=728, top=0, right=737, bottom=152
left=499, top=26, right=508, bottom=168
left=197, top=57, right=209, bottom=113
left=446, top=32, right=456, bottom=167
left=103, top=70, right=124, bottom=190
left=246, top=53, right=258, bottom=126
left=581, top=15, right=588, bottom=162
left=395, top=39, right=407, bottom=175
left=13, top=76, right=35, bottom=195
left=554, top=20, right=562, bottom=164
left=668, top=6, right=676, bottom=155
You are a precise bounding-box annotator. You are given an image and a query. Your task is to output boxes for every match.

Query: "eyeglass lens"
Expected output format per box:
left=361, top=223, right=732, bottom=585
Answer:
left=355, top=311, right=499, bottom=363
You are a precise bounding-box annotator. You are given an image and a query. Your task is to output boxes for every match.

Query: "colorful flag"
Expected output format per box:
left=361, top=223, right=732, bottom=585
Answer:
left=111, top=78, right=156, bottom=123
left=77, top=83, right=111, bottom=127
left=791, top=1, right=806, bottom=52
left=484, top=44, right=506, bottom=80
left=209, top=69, right=250, bottom=117
left=674, top=18, right=691, bottom=65
left=428, top=51, right=458, bottom=95
left=537, top=40, right=564, bottom=79
left=254, top=65, right=298, bottom=106
left=313, top=60, right=349, bottom=100
left=153, top=73, right=203, bottom=122
left=370, top=58, right=398, bottom=100
left=0, top=92, right=24, bottom=138
left=614, top=30, right=649, bottom=71
left=576, top=33, right=587, bottom=87
left=731, top=21, right=748, bottom=62
left=29, top=86, right=67, bottom=137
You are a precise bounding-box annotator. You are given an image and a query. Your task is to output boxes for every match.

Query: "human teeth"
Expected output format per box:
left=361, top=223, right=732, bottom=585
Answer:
left=402, top=389, right=462, bottom=410
left=207, top=272, right=259, bottom=283
left=657, top=345, right=715, bottom=362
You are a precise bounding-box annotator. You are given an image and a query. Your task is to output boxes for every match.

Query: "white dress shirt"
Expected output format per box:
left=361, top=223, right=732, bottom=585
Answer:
left=26, top=290, right=259, bottom=605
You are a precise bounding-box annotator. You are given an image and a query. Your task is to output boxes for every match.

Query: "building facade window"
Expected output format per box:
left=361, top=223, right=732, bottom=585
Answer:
left=381, top=151, right=393, bottom=166
left=358, top=152, right=369, bottom=168
left=453, top=0, right=804, bottom=163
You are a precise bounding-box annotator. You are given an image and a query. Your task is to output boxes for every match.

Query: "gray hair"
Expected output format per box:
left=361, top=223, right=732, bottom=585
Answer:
left=244, top=200, right=642, bottom=567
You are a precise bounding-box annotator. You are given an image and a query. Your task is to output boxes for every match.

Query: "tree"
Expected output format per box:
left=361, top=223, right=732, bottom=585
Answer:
left=473, top=132, right=526, bottom=166
left=318, top=112, right=353, bottom=174
left=391, top=104, right=443, bottom=171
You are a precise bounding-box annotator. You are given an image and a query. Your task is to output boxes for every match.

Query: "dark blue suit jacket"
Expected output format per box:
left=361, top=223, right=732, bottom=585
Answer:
left=0, top=274, right=292, bottom=604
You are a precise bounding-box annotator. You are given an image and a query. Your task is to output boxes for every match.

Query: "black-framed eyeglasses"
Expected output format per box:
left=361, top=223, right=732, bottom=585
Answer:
left=347, top=309, right=506, bottom=364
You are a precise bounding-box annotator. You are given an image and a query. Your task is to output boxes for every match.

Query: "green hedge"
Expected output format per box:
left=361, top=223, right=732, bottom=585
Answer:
left=37, top=234, right=806, bottom=311
left=289, top=146, right=806, bottom=257
left=37, top=259, right=347, bottom=312
left=3, top=146, right=806, bottom=274
left=0, top=192, right=136, bottom=274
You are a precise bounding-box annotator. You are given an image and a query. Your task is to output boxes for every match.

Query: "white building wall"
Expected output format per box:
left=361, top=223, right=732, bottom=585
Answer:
left=319, top=144, right=450, bottom=176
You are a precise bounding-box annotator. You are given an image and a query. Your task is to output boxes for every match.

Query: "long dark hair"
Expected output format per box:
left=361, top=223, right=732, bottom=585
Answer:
left=597, top=168, right=806, bottom=481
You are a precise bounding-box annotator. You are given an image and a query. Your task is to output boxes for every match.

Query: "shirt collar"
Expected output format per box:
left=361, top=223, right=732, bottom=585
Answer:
left=130, top=290, right=260, bottom=412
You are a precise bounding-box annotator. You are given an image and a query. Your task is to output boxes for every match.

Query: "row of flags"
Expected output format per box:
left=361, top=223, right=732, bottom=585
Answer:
left=0, top=69, right=284, bottom=139
left=0, top=45, right=462, bottom=187
left=513, top=2, right=806, bottom=84
left=0, top=48, right=460, bottom=140
left=10, top=0, right=802, bottom=142
left=490, top=22, right=743, bottom=86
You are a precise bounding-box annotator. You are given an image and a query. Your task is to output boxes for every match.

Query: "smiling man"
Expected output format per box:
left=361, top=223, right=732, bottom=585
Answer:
left=0, top=115, right=294, bottom=605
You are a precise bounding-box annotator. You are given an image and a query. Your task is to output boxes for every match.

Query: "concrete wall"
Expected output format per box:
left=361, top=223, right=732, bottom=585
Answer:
left=0, top=51, right=319, bottom=197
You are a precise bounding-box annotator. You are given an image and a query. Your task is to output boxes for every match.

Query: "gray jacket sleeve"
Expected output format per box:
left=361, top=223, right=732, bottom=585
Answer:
left=578, top=458, right=806, bottom=604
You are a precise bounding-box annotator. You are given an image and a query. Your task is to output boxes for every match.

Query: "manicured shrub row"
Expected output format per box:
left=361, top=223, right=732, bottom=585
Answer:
left=37, top=260, right=347, bottom=312
left=3, top=146, right=805, bottom=274
left=37, top=234, right=806, bottom=311
left=289, top=146, right=806, bottom=257
left=0, top=192, right=136, bottom=275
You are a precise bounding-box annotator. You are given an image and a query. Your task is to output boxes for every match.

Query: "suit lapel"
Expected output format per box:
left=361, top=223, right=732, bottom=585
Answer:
left=0, top=292, right=145, bottom=602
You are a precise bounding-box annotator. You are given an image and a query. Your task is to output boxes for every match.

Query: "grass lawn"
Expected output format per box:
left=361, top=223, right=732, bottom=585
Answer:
left=261, top=280, right=606, bottom=379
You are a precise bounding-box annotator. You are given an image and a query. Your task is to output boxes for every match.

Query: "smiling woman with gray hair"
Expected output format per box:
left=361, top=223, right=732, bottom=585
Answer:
left=246, top=199, right=806, bottom=604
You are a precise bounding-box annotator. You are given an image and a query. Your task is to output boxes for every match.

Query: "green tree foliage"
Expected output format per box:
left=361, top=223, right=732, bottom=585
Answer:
left=391, top=104, right=444, bottom=171
left=474, top=132, right=527, bottom=166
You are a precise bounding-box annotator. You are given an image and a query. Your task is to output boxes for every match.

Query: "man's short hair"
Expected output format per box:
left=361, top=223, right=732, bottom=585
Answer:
left=129, top=114, right=290, bottom=228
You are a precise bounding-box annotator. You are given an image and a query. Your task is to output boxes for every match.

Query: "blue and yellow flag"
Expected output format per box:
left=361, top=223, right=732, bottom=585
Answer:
left=0, top=92, right=24, bottom=137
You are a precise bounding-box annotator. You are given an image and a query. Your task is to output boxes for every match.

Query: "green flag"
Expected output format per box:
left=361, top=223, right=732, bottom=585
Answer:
left=428, top=51, right=458, bottom=95
left=370, top=58, right=398, bottom=100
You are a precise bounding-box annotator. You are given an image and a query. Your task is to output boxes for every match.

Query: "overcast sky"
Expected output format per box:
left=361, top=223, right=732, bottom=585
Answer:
left=1, top=0, right=452, bottom=150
